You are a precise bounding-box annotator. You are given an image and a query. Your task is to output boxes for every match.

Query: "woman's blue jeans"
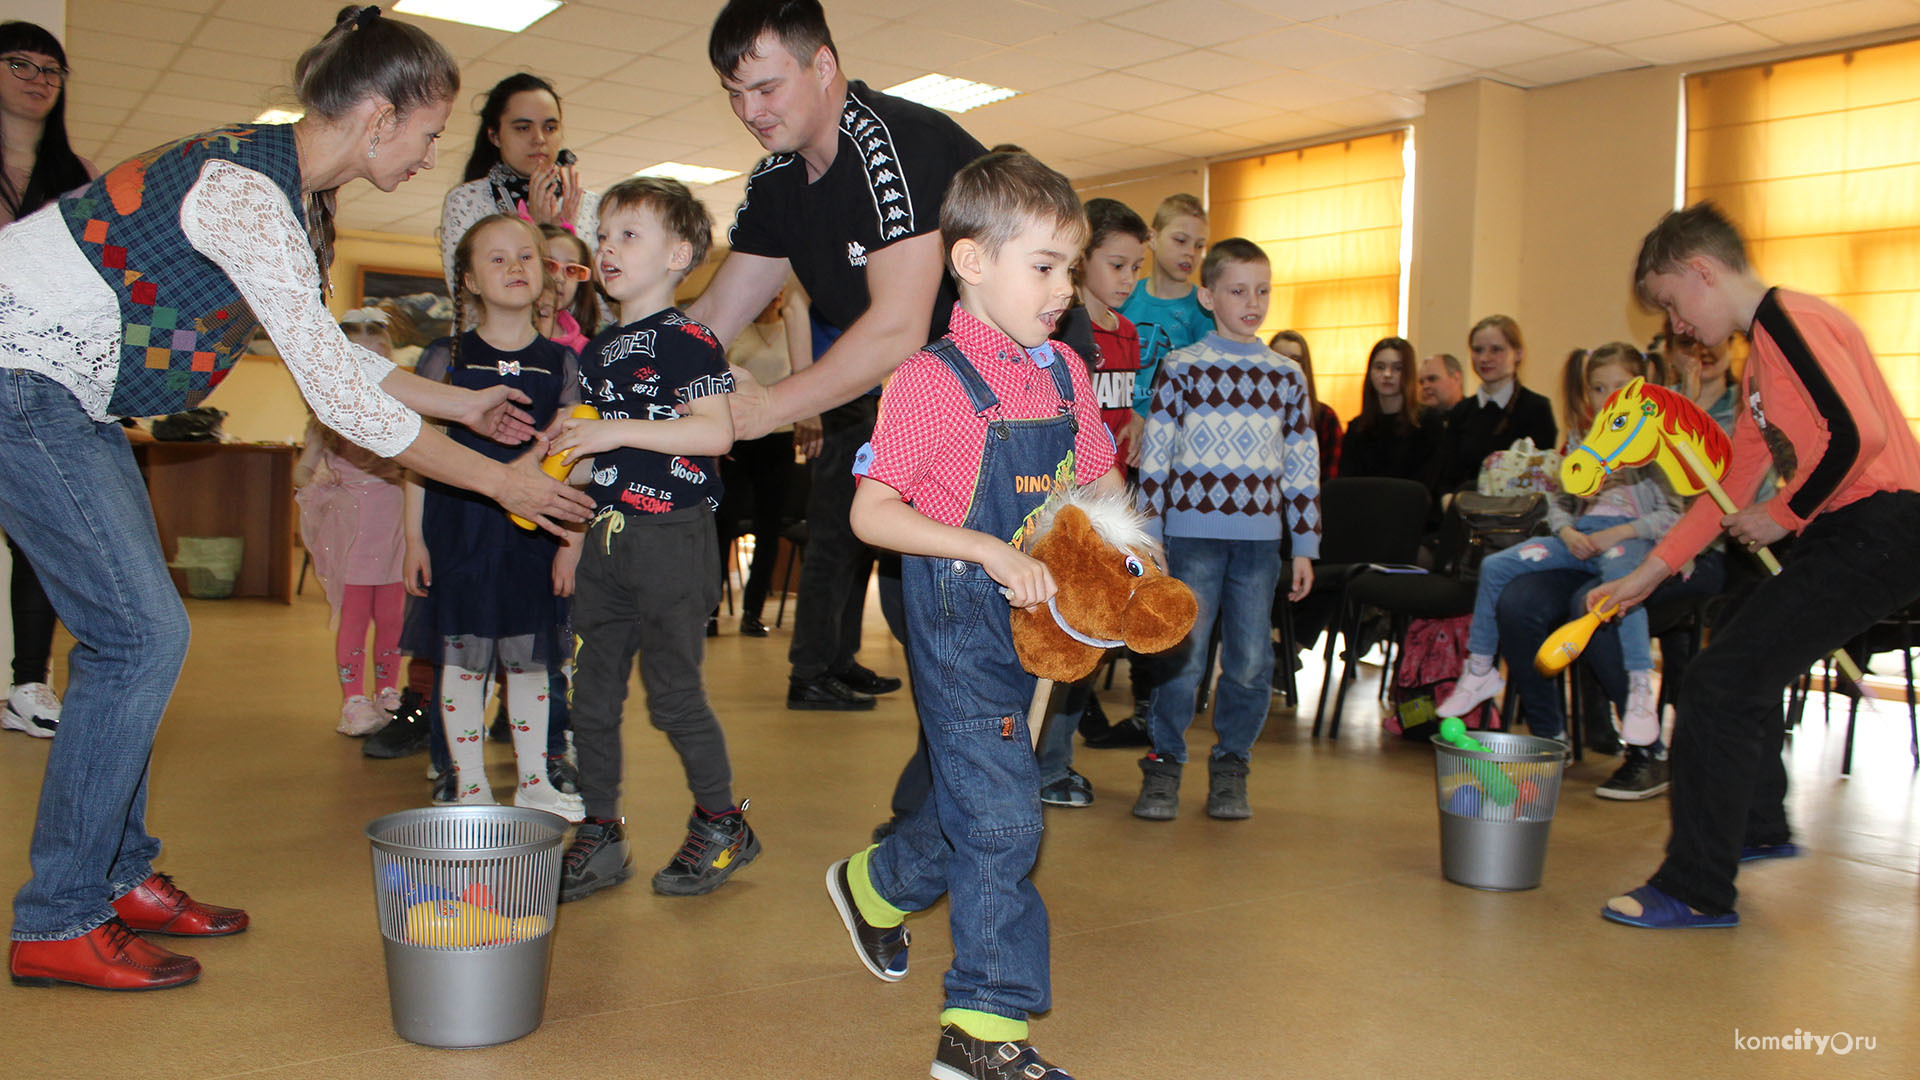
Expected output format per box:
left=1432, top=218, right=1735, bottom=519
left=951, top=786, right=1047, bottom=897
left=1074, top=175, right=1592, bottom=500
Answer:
left=0, top=372, right=190, bottom=940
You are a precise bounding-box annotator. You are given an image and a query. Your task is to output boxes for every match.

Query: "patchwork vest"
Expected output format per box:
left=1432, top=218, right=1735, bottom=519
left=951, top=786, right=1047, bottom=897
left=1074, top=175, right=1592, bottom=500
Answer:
left=56, top=123, right=304, bottom=417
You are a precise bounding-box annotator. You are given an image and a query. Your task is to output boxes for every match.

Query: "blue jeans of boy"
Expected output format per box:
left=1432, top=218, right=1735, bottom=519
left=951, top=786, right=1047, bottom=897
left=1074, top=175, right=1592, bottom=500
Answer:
left=1149, top=536, right=1282, bottom=763
left=1469, top=514, right=1654, bottom=670
left=867, top=557, right=1049, bottom=1020
left=0, top=372, right=190, bottom=940
left=1036, top=676, right=1092, bottom=786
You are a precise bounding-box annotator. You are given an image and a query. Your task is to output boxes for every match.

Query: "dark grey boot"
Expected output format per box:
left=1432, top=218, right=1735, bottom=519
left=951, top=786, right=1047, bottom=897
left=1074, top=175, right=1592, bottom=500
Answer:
left=1207, top=755, right=1251, bottom=820
left=1133, top=755, right=1182, bottom=821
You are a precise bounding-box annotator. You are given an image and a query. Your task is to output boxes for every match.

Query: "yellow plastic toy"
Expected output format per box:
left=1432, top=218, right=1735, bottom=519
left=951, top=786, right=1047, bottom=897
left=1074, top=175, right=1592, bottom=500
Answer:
left=510, top=404, right=601, bottom=530
left=1533, top=600, right=1619, bottom=676
left=403, top=899, right=548, bottom=947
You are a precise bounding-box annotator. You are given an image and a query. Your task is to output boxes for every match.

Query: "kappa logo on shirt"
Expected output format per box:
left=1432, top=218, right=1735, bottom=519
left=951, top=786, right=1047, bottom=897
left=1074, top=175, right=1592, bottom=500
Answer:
left=847, top=241, right=867, bottom=267
left=842, top=88, right=914, bottom=242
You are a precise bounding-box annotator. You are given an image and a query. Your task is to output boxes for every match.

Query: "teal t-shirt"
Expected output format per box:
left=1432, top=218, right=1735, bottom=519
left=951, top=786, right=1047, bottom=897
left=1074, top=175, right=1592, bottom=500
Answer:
left=1121, top=280, right=1215, bottom=417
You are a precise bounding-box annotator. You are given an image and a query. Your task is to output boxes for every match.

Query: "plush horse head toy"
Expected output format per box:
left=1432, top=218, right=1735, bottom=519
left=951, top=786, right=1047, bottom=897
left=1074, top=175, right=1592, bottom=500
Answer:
left=1009, top=485, right=1197, bottom=683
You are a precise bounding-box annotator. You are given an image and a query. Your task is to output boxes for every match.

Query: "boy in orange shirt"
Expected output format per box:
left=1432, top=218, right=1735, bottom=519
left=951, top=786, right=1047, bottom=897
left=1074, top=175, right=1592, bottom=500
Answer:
left=1592, top=202, right=1920, bottom=929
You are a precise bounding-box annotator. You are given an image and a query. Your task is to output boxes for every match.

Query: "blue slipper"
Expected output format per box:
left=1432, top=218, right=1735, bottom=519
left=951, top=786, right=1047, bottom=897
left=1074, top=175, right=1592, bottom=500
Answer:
left=1740, top=841, right=1800, bottom=862
left=1601, top=884, right=1738, bottom=929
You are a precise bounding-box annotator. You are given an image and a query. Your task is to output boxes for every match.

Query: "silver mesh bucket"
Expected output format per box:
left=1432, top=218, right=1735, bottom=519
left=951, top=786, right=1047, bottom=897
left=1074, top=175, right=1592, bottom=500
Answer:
left=366, top=805, right=568, bottom=1048
left=1430, top=732, right=1566, bottom=891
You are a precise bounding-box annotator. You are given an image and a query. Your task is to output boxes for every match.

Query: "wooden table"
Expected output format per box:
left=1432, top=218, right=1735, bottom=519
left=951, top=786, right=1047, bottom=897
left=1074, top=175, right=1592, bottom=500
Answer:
left=134, top=441, right=298, bottom=604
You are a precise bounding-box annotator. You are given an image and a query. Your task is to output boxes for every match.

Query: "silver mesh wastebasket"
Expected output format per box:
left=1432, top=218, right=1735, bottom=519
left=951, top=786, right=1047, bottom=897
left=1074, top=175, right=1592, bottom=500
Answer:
left=366, top=805, right=567, bottom=1048
left=1431, top=731, right=1566, bottom=891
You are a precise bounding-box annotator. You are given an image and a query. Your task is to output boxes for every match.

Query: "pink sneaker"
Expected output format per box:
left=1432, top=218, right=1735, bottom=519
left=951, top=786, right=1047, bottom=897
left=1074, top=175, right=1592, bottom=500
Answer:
left=1436, top=665, right=1506, bottom=719
left=337, top=695, right=387, bottom=736
left=1622, top=677, right=1660, bottom=745
left=374, top=686, right=403, bottom=713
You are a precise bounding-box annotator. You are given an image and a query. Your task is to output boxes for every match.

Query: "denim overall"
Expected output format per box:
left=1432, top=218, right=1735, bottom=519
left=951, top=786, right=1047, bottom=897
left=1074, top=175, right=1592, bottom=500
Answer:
left=866, top=337, right=1078, bottom=1021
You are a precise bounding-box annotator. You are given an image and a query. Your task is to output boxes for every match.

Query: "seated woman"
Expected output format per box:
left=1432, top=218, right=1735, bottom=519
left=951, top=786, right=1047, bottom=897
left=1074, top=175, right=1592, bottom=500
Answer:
left=1339, top=335, right=1441, bottom=488
left=1435, top=314, right=1557, bottom=496
left=1269, top=330, right=1341, bottom=480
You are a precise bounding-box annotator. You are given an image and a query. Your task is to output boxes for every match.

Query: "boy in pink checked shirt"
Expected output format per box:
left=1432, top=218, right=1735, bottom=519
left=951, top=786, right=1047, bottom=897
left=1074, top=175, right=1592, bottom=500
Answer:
left=824, top=153, right=1119, bottom=1080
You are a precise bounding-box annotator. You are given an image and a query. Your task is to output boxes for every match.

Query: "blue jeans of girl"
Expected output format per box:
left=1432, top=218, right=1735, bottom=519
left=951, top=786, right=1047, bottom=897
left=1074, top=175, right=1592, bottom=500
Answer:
left=0, top=372, right=190, bottom=940
left=1468, top=514, right=1655, bottom=671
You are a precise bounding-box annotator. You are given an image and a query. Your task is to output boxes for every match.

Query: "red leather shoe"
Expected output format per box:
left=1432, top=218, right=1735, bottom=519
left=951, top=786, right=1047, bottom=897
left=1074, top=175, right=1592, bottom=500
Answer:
left=10, top=918, right=200, bottom=990
left=111, top=873, right=250, bottom=937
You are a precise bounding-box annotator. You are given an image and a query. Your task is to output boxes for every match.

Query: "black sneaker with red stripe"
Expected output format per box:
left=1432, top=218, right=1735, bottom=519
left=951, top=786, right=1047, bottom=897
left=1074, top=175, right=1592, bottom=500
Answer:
left=651, top=802, right=761, bottom=897
left=558, top=819, right=633, bottom=903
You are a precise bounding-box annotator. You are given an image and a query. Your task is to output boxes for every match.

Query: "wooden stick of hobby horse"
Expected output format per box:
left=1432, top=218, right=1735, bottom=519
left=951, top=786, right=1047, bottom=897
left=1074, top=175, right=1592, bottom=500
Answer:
left=1666, top=437, right=1865, bottom=686
left=1026, top=677, right=1053, bottom=751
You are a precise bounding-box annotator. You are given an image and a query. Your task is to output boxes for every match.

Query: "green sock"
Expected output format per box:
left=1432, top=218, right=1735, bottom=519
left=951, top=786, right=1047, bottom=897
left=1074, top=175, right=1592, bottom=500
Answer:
left=942, top=1008, right=1029, bottom=1043
left=848, top=845, right=909, bottom=929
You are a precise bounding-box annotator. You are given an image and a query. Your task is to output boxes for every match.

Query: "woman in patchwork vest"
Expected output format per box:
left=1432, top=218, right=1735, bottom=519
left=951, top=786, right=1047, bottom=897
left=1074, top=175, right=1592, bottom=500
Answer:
left=0, top=7, right=592, bottom=992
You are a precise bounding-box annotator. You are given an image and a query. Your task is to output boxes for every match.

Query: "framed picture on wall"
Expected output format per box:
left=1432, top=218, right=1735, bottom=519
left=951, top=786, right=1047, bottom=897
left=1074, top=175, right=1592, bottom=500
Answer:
left=357, top=266, right=452, bottom=350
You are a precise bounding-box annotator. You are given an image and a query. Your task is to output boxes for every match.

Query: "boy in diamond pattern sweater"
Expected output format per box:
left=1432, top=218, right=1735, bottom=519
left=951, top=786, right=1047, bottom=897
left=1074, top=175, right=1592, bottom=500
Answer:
left=1134, top=237, right=1320, bottom=821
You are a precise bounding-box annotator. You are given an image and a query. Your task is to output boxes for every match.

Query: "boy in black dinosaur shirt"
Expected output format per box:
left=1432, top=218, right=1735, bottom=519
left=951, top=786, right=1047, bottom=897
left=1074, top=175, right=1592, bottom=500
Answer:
left=549, top=177, right=749, bottom=901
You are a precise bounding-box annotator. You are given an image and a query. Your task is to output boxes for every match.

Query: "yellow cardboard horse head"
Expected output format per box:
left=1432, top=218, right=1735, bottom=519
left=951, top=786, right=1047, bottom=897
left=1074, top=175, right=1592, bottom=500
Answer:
left=1561, top=377, right=1730, bottom=498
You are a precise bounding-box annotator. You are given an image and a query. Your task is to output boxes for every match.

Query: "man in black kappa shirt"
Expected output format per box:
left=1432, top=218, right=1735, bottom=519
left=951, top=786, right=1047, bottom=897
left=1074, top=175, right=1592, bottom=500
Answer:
left=688, top=0, right=985, bottom=723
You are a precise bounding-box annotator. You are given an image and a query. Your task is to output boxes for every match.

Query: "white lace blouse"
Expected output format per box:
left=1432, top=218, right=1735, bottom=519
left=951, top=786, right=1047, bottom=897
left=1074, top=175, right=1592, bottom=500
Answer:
left=0, top=160, right=421, bottom=459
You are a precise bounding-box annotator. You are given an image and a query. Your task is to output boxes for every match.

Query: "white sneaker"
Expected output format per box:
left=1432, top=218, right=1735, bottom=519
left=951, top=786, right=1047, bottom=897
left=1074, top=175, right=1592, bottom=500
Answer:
left=337, top=695, right=387, bottom=736
left=375, top=686, right=403, bottom=713
left=516, top=781, right=586, bottom=823
left=1435, top=664, right=1506, bottom=719
left=1622, top=676, right=1660, bottom=746
left=3, top=682, right=60, bottom=738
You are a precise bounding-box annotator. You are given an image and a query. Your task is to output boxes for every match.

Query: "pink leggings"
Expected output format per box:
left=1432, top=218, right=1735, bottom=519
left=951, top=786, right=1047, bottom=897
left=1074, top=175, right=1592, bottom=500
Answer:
left=338, top=582, right=404, bottom=699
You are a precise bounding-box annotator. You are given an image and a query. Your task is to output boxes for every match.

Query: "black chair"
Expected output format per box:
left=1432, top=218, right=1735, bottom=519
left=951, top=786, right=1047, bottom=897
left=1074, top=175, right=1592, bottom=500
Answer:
left=1838, top=601, right=1920, bottom=775
left=1324, top=573, right=1476, bottom=739
left=1300, top=477, right=1431, bottom=737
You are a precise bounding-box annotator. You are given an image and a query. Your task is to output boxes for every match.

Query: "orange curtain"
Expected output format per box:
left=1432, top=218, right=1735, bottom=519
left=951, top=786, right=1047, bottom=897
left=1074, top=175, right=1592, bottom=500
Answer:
left=1206, top=130, right=1406, bottom=420
left=1688, top=40, right=1920, bottom=432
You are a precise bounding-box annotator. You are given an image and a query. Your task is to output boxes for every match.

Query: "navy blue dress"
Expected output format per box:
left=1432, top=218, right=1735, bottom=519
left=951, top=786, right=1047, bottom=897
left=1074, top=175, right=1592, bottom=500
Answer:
left=400, top=332, right=578, bottom=662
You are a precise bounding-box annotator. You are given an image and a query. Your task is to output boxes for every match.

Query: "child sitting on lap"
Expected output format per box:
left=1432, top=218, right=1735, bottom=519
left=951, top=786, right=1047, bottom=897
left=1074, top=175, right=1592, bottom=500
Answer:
left=1437, top=342, right=1684, bottom=749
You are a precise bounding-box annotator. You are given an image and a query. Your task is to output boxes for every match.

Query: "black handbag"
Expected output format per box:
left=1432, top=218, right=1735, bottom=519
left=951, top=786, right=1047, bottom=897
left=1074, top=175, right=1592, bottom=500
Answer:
left=1451, top=491, right=1547, bottom=578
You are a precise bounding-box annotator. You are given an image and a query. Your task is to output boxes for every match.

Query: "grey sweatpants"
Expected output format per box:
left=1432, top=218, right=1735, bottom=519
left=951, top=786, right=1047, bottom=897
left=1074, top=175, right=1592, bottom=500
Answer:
left=571, top=507, right=730, bottom=819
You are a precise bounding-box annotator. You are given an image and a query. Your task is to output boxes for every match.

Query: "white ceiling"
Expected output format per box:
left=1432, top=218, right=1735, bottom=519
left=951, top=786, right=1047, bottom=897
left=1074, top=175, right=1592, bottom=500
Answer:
left=57, top=0, right=1920, bottom=238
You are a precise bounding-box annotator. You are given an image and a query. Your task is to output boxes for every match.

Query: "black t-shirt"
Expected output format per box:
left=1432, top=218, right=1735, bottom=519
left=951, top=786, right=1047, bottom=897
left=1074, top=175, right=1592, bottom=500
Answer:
left=727, top=80, right=986, bottom=338
left=578, top=308, right=734, bottom=515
